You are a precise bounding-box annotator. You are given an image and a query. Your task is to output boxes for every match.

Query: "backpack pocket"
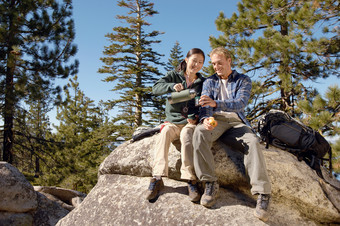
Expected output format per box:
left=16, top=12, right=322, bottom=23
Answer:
left=271, top=121, right=303, bottom=148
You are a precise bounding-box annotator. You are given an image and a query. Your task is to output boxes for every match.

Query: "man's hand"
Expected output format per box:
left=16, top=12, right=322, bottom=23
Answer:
left=173, top=83, right=184, bottom=92
left=199, top=95, right=217, bottom=108
left=203, top=118, right=214, bottom=130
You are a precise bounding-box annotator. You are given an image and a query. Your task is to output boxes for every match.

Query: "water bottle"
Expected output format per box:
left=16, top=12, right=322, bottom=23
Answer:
left=167, top=89, right=197, bottom=104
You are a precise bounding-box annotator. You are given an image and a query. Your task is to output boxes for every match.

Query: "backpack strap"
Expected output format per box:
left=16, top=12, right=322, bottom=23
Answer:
left=265, top=136, right=270, bottom=149
left=319, top=146, right=332, bottom=177
left=312, top=157, right=324, bottom=179
left=131, top=127, right=160, bottom=142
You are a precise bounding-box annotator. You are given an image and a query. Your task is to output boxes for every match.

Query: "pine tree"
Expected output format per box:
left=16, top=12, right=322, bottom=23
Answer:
left=297, top=85, right=339, bottom=135
left=201, top=64, right=215, bottom=78
left=331, top=138, right=340, bottom=176
left=0, top=0, right=78, bottom=163
left=297, top=85, right=340, bottom=173
left=52, top=75, right=112, bottom=193
left=164, top=41, right=183, bottom=71
left=98, top=0, right=164, bottom=138
left=210, top=0, right=339, bottom=121
left=14, top=94, right=56, bottom=181
left=148, top=41, right=184, bottom=124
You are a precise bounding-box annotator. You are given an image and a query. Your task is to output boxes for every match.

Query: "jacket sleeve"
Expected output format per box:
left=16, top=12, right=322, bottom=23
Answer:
left=152, top=71, right=177, bottom=96
left=198, top=78, right=215, bottom=121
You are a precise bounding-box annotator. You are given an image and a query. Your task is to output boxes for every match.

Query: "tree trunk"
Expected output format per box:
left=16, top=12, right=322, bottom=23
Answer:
left=3, top=2, right=16, bottom=163
left=34, top=156, right=40, bottom=178
left=279, top=19, right=292, bottom=113
left=134, top=0, right=142, bottom=127
left=3, top=60, right=15, bottom=163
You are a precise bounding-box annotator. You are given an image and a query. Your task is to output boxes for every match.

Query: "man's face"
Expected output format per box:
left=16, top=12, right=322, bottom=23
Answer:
left=210, top=53, right=232, bottom=79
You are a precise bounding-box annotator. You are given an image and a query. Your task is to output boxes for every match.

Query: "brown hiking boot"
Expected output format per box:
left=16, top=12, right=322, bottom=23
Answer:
left=187, top=180, right=201, bottom=202
left=145, top=177, right=164, bottom=200
left=200, top=181, right=219, bottom=208
left=254, top=194, right=270, bottom=221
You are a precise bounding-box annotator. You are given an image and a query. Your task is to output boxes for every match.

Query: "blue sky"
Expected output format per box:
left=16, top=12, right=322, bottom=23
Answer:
left=50, top=0, right=338, bottom=123
left=67, top=0, right=239, bottom=104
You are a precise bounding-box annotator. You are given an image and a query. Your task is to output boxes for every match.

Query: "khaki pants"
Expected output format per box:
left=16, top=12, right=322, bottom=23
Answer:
left=153, top=122, right=197, bottom=180
left=193, top=113, right=271, bottom=195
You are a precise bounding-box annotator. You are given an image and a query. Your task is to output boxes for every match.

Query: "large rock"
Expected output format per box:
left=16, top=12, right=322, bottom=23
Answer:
left=57, top=174, right=318, bottom=226
left=0, top=162, right=85, bottom=226
left=0, top=191, right=70, bottom=226
left=57, top=133, right=340, bottom=225
left=0, top=212, right=34, bottom=226
left=0, top=161, right=38, bottom=212
left=33, top=192, right=70, bottom=226
left=34, top=186, right=86, bottom=210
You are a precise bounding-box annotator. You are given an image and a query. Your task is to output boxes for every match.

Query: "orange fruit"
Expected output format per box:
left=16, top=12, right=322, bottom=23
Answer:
left=208, top=117, right=218, bottom=127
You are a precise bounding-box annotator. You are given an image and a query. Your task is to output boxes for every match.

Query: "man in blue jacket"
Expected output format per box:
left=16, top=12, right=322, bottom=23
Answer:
left=193, top=47, right=272, bottom=222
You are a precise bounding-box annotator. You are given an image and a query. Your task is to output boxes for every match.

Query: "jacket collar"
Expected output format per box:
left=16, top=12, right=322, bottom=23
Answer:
left=212, top=70, right=238, bottom=81
left=179, top=70, right=204, bottom=83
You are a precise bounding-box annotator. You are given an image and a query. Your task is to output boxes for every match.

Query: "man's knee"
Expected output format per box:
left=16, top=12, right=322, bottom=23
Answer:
left=193, top=124, right=214, bottom=150
left=193, top=123, right=205, bottom=137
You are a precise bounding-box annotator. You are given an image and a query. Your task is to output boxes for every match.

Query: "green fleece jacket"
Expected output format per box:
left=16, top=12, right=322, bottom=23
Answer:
left=152, top=70, right=205, bottom=124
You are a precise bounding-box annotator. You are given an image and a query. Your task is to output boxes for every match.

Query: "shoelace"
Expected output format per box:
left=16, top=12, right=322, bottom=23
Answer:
left=259, top=195, right=269, bottom=209
left=205, top=182, right=214, bottom=195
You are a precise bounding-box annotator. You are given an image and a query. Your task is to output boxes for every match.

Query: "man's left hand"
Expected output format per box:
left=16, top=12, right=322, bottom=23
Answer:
left=199, top=95, right=217, bottom=108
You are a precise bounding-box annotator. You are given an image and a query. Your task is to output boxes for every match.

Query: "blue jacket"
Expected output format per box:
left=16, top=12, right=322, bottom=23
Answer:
left=199, top=70, right=252, bottom=128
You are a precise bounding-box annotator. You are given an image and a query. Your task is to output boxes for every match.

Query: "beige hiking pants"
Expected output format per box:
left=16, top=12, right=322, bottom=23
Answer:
left=153, top=122, right=197, bottom=180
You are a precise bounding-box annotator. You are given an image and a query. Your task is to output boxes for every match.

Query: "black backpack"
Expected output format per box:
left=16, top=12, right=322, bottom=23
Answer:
left=258, top=109, right=332, bottom=178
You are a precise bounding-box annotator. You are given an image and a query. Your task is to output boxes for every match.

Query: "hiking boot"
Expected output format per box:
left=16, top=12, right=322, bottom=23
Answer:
left=200, top=181, right=219, bottom=208
left=145, top=177, right=164, bottom=200
left=254, top=194, right=270, bottom=221
left=187, top=180, right=201, bottom=202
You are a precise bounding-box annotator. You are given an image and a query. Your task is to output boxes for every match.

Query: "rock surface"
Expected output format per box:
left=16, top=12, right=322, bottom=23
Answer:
left=0, top=161, right=85, bottom=226
left=57, top=174, right=318, bottom=226
left=32, top=192, right=70, bottom=226
left=57, top=133, right=340, bottom=225
left=34, top=186, right=86, bottom=210
left=0, top=162, right=38, bottom=213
